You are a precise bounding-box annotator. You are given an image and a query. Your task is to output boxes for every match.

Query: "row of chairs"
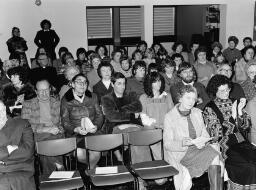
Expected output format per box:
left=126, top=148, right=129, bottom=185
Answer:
left=36, top=129, right=179, bottom=190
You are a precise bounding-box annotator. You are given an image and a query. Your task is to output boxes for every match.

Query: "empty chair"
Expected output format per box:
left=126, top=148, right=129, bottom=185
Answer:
left=36, top=137, right=84, bottom=190
left=84, top=133, right=136, bottom=189
left=127, top=129, right=178, bottom=187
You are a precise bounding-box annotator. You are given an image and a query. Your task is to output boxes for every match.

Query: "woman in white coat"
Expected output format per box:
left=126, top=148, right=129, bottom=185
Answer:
left=163, top=85, right=224, bottom=190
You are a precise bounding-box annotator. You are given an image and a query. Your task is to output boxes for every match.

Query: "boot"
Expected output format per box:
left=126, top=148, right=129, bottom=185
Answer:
left=208, top=165, right=222, bottom=190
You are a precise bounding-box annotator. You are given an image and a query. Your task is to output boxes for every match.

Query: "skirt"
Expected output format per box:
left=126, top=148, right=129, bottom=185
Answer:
left=180, top=145, right=219, bottom=178
left=225, top=141, right=256, bottom=186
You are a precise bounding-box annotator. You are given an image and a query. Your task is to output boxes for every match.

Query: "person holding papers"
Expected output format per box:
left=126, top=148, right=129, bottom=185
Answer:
left=61, top=73, right=104, bottom=169
left=204, top=74, right=256, bottom=189
left=164, top=85, right=223, bottom=190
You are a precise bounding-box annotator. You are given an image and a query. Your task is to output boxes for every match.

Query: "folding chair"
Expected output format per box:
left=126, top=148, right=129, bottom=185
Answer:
left=84, top=133, right=137, bottom=190
left=36, top=138, right=84, bottom=190
left=127, top=129, right=179, bottom=188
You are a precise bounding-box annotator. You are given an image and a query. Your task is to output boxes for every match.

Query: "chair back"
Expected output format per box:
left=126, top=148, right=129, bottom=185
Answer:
left=84, top=133, right=123, bottom=152
left=128, top=129, right=162, bottom=146
left=36, top=137, right=77, bottom=156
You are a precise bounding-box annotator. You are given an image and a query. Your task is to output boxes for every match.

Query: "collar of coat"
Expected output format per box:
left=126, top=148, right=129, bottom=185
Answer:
left=64, top=88, right=92, bottom=102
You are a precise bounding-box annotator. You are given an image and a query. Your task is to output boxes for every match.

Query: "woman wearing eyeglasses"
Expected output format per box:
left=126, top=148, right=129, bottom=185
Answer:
left=60, top=73, right=104, bottom=168
left=203, top=74, right=256, bottom=189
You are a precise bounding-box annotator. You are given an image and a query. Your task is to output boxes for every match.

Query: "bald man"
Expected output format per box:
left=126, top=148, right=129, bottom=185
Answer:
left=21, top=79, right=64, bottom=174
left=0, top=100, right=36, bottom=190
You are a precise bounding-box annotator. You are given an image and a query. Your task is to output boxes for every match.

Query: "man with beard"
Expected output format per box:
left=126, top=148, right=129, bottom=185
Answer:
left=170, top=62, right=210, bottom=110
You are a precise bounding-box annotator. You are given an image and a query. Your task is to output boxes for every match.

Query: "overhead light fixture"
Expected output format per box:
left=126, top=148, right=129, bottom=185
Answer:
left=35, top=0, right=41, bottom=6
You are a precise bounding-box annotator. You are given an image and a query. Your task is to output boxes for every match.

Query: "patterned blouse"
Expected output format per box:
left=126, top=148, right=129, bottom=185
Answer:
left=203, top=98, right=251, bottom=160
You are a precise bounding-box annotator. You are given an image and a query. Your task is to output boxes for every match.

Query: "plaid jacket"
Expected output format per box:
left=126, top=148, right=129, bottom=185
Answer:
left=21, top=96, right=63, bottom=135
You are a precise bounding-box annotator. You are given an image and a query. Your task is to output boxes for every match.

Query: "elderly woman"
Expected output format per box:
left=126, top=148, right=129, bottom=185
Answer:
left=140, top=72, right=174, bottom=160
left=194, top=46, right=217, bottom=87
left=240, top=60, right=256, bottom=101
left=217, top=63, right=245, bottom=101
left=3, top=66, right=36, bottom=117
left=204, top=75, right=256, bottom=189
left=59, top=65, right=80, bottom=100
left=164, top=85, right=223, bottom=190
left=234, top=45, right=255, bottom=83
left=60, top=73, right=104, bottom=168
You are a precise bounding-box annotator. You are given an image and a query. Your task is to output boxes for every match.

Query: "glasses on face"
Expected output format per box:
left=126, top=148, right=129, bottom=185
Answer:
left=218, top=88, right=230, bottom=94
left=75, top=80, right=87, bottom=86
left=220, top=68, right=232, bottom=72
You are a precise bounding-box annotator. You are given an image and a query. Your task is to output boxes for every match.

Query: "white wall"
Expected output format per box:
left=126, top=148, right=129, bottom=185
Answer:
left=0, top=0, right=255, bottom=62
left=0, top=0, right=87, bottom=62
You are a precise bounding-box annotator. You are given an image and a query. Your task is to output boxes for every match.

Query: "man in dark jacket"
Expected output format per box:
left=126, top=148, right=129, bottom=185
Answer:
left=34, top=19, right=60, bottom=60
left=30, top=53, right=59, bottom=90
left=170, top=62, right=210, bottom=110
left=0, top=100, right=36, bottom=190
left=101, top=72, right=142, bottom=134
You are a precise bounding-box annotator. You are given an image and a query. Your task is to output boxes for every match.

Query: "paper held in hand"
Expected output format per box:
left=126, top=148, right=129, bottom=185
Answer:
left=81, top=117, right=96, bottom=132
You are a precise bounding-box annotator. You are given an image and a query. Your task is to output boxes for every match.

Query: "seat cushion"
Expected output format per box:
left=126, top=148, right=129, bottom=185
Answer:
left=131, top=160, right=179, bottom=180
left=86, top=165, right=134, bottom=186
left=40, top=171, right=83, bottom=190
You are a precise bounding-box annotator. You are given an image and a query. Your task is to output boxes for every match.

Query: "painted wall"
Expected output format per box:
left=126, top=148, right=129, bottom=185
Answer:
left=0, top=0, right=255, bottom=63
left=176, top=5, right=207, bottom=47
left=0, top=0, right=87, bottom=63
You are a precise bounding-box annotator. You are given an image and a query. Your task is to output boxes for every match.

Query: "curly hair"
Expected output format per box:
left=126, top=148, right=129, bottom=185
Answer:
left=97, top=60, right=114, bottom=79
left=228, top=36, right=239, bottom=45
left=206, top=74, right=232, bottom=99
left=177, top=62, right=197, bottom=80
left=7, top=66, right=28, bottom=84
left=144, top=72, right=165, bottom=98
left=40, top=19, right=51, bottom=29
left=211, top=42, right=223, bottom=51
left=147, top=63, right=159, bottom=75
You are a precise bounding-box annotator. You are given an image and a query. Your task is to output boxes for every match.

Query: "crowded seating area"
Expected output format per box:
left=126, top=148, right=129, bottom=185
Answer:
left=1, top=15, right=256, bottom=190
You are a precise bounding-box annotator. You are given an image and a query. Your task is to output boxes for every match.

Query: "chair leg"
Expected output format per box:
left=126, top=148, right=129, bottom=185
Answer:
left=208, top=165, right=222, bottom=190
